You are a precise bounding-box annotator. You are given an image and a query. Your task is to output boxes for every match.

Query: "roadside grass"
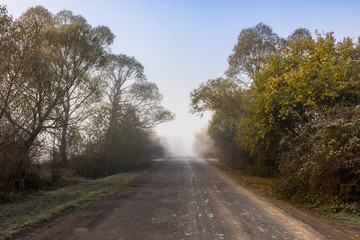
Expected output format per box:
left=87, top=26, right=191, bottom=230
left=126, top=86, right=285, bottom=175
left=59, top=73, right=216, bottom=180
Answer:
left=328, top=212, right=360, bottom=227
left=209, top=159, right=276, bottom=195
left=0, top=170, right=146, bottom=240
left=311, top=203, right=360, bottom=228
left=208, top=158, right=360, bottom=229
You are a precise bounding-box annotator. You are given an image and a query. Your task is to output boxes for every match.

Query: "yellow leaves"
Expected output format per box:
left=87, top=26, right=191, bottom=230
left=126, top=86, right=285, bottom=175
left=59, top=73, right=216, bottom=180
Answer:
left=210, top=161, right=276, bottom=195
left=256, top=30, right=360, bottom=122
left=235, top=172, right=276, bottom=194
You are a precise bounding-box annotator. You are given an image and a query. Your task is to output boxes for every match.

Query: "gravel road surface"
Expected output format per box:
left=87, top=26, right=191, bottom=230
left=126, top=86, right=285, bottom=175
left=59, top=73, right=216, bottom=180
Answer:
left=16, top=157, right=360, bottom=240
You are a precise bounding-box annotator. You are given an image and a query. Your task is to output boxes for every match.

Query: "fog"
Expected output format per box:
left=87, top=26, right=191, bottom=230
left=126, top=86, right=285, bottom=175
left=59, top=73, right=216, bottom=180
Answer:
left=156, top=111, right=211, bottom=156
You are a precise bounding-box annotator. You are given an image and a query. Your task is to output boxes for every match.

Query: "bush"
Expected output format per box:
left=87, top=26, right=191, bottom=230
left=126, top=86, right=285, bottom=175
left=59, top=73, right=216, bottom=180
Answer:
left=278, top=106, right=360, bottom=205
left=70, top=151, right=106, bottom=179
left=0, top=141, right=41, bottom=203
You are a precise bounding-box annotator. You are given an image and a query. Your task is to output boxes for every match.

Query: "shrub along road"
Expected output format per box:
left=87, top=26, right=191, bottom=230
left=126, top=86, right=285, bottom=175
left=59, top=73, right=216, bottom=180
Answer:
left=15, top=157, right=360, bottom=239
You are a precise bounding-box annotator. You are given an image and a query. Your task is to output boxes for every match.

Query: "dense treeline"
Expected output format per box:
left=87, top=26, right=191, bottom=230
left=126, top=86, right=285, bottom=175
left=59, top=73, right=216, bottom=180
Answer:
left=0, top=5, right=173, bottom=201
left=191, top=23, right=360, bottom=207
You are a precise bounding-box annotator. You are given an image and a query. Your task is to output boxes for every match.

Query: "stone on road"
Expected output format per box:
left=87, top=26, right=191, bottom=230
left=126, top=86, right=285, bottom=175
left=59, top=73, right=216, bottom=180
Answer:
left=16, top=157, right=360, bottom=240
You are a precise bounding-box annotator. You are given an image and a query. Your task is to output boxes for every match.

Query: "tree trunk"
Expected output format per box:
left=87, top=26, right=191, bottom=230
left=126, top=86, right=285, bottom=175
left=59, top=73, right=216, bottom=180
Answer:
left=59, top=97, right=70, bottom=165
left=59, top=123, right=68, bottom=165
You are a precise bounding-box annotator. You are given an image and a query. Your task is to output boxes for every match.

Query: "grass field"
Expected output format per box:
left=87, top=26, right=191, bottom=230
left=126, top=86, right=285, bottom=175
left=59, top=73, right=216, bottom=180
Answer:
left=0, top=170, right=146, bottom=240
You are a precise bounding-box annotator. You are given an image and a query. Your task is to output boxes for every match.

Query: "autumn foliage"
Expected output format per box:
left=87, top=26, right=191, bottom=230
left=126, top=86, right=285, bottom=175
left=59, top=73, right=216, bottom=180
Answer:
left=191, top=23, right=360, bottom=206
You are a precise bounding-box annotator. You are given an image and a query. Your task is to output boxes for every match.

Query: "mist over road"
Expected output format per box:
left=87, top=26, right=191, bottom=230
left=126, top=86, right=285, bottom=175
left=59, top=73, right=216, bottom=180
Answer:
left=18, top=157, right=358, bottom=240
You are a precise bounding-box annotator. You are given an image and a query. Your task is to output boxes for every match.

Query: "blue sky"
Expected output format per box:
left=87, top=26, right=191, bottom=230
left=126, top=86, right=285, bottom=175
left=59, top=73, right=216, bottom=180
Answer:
left=2, top=0, right=360, bottom=155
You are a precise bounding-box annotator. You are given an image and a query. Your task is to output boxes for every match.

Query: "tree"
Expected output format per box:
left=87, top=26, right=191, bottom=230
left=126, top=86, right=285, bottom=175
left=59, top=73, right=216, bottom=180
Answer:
left=191, top=22, right=360, bottom=203
left=226, top=22, right=283, bottom=86
left=287, top=28, right=311, bottom=42
left=0, top=6, right=56, bottom=191
left=190, top=23, right=283, bottom=170
left=0, top=5, right=114, bottom=188
left=190, top=77, right=244, bottom=118
left=190, top=77, right=249, bottom=164
left=0, top=6, right=16, bottom=122
left=78, top=54, right=174, bottom=175
left=251, top=31, right=360, bottom=197
left=254, top=32, right=360, bottom=135
left=104, top=54, right=173, bottom=131
left=0, top=6, right=68, bottom=154
left=0, top=5, right=172, bottom=192
left=47, top=10, right=114, bottom=164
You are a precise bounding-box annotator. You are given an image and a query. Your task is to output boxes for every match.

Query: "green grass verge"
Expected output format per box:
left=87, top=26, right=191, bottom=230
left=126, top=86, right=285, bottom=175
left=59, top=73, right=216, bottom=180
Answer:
left=0, top=170, right=146, bottom=240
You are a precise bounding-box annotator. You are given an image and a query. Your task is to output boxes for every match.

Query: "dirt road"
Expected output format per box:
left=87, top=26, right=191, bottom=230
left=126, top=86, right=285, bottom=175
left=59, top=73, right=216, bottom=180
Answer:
left=16, top=157, right=360, bottom=239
